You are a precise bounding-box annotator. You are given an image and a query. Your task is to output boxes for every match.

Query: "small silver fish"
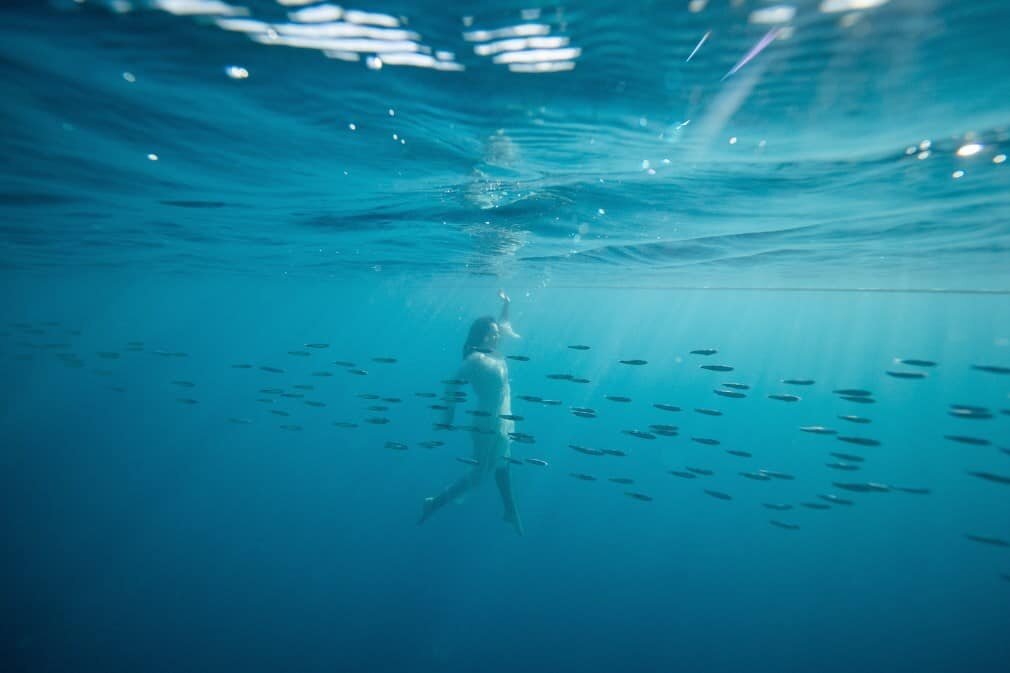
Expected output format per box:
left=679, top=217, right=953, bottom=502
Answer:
left=653, top=403, right=681, bottom=412
left=832, top=482, right=890, bottom=493
left=971, top=364, right=1010, bottom=375
left=885, top=370, right=927, bottom=379
left=838, top=436, right=881, bottom=447
left=769, top=520, right=800, bottom=530
left=896, top=358, right=936, bottom=367
left=833, top=389, right=872, bottom=397
left=944, top=435, right=990, bottom=446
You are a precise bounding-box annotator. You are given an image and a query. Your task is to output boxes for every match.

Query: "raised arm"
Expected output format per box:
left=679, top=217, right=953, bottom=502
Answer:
left=497, top=289, right=521, bottom=339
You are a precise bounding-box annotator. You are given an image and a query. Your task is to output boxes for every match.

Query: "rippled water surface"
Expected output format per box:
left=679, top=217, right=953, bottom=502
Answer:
left=3, top=0, right=1009, bottom=287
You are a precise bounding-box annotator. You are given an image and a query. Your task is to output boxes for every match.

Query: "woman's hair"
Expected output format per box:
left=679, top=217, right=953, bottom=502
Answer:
left=462, top=316, right=497, bottom=359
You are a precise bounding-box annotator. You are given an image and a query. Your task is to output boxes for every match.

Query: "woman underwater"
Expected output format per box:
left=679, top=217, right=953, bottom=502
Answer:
left=418, top=290, right=524, bottom=535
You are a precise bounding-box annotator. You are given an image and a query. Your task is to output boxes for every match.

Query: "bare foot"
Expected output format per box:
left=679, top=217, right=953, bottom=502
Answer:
left=418, top=497, right=435, bottom=525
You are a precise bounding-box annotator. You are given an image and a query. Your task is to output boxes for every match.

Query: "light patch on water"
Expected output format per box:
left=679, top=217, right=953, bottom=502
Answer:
left=344, top=9, right=400, bottom=28
left=377, top=52, right=464, bottom=71
left=273, top=22, right=418, bottom=41
left=213, top=17, right=266, bottom=32
left=463, top=24, right=552, bottom=42
left=287, top=3, right=342, bottom=23
left=749, top=5, right=796, bottom=24
left=509, top=60, right=573, bottom=73
left=153, top=0, right=247, bottom=16
left=326, top=51, right=360, bottom=62
left=493, top=47, right=581, bottom=65
left=196, top=7, right=457, bottom=71
left=474, top=36, right=569, bottom=57
left=224, top=65, right=248, bottom=79
left=994, top=154, right=1007, bottom=164
left=956, top=143, right=983, bottom=157
left=820, top=0, right=891, bottom=13
left=253, top=34, right=421, bottom=53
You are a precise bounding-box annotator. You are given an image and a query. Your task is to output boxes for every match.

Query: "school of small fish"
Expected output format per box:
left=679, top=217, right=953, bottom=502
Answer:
left=4, top=322, right=1009, bottom=582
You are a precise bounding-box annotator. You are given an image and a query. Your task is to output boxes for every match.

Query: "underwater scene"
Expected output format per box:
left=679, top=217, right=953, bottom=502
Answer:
left=2, top=1, right=1009, bottom=672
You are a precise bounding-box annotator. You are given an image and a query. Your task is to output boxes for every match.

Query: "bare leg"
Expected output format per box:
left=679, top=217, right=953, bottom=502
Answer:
left=419, top=470, right=479, bottom=525
left=496, top=466, right=524, bottom=536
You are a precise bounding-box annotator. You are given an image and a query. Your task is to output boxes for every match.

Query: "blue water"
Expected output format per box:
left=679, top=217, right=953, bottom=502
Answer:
left=2, top=1, right=1010, bottom=672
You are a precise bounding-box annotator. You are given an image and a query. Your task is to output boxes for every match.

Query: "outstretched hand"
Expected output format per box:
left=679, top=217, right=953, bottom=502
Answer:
left=498, top=288, right=520, bottom=339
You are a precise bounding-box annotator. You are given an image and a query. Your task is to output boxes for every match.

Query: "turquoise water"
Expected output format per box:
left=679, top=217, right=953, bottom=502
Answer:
left=2, top=1, right=1010, bottom=672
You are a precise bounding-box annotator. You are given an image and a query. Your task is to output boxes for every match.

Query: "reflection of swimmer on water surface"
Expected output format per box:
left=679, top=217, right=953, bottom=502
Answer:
left=419, top=290, right=524, bottom=535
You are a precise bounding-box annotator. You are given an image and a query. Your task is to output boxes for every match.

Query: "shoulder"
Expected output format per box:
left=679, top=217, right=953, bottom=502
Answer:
left=462, top=352, right=500, bottom=374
